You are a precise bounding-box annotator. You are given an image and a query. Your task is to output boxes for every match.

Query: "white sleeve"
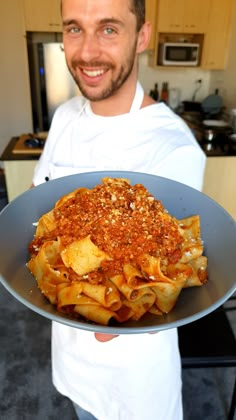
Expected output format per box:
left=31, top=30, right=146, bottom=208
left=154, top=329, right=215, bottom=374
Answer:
left=32, top=138, right=53, bottom=186
left=32, top=107, right=64, bottom=186
left=155, top=145, right=206, bottom=191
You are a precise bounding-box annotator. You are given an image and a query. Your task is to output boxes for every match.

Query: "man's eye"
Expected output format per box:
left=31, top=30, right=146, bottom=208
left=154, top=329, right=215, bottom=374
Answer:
left=104, top=27, right=115, bottom=35
left=69, top=27, right=81, bottom=34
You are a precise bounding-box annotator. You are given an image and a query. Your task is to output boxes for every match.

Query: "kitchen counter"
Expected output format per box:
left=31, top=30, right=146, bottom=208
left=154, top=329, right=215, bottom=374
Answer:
left=179, top=112, right=236, bottom=157
left=1, top=133, right=236, bottom=161
left=1, top=134, right=236, bottom=219
left=0, top=135, right=45, bottom=202
left=0, top=135, right=44, bottom=161
left=199, top=137, right=236, bottom=157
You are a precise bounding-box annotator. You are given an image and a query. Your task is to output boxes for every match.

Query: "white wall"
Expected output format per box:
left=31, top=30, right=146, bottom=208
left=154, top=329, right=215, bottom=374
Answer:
left=138, top=51, right=211, bottom=104
left=0, top=0, right=32, bottom=160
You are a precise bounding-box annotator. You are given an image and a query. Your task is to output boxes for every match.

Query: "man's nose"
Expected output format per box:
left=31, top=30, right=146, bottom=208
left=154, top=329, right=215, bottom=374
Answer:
left=79, top=34, right=100, bottom=62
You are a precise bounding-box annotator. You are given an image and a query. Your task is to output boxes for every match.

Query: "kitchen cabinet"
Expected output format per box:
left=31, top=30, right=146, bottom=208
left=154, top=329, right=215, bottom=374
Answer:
left=201, top=0, right=233, bottom=69
left=157, top=0, right=210, bottom=34
left=149, top=0, right=233, bottom=69
left=145, top=0, right=157, bottom=49
left=4, top=161, right=37, bottom=202
left=203, top=157, right=236, bottom=220
left=22, top=0, right=62, bottom=32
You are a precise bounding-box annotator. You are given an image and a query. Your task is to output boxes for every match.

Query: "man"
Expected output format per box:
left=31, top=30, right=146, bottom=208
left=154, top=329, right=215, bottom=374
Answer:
left=32, top=0, right=206, bottom=419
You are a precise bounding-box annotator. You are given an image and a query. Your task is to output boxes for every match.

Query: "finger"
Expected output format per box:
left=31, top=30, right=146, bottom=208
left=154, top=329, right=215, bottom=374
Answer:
left=94, top=333, right=119, bottom=342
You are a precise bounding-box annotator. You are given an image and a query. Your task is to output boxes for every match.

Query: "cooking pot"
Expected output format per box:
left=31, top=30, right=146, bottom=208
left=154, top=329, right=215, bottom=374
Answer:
left=202, top=120, right=232, bottom=141
left=204, top=129, right=215, bottom=142
left=229, top=133, right=236, bottom=143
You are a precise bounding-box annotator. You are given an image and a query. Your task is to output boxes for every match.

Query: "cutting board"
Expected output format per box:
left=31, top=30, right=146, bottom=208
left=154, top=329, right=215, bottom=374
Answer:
left=12, top=134, right=46, bottom=155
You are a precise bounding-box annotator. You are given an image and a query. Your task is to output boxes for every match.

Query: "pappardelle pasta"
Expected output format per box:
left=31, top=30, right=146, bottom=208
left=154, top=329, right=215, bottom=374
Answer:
left=27, top=177, right=207, bottom=325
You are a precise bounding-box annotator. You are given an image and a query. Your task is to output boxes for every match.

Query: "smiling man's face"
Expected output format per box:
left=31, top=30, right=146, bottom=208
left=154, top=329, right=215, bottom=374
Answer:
left=61, top=0, right=147, bottom=103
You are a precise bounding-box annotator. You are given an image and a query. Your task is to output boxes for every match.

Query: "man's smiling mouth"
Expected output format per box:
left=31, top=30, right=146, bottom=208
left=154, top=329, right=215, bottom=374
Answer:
left=82, top=68, right=106, bottom=77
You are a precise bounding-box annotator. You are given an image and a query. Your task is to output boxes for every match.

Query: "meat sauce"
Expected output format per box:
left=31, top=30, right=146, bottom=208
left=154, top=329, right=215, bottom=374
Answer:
left=30, top=180, right=183, bottom=273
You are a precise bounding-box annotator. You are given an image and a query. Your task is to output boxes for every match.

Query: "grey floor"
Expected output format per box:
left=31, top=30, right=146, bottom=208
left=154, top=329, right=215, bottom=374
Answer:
left=0, top=175, right=235, bottom=420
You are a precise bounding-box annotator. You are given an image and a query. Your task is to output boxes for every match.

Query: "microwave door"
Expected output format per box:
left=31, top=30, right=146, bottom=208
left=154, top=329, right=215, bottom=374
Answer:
left=166, top=45, right=187, bottom=64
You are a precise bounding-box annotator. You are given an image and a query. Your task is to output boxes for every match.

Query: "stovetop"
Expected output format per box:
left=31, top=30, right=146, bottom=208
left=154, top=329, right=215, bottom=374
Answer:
left=179, top=111, right=236, bottom=156
left=198, top=135, right=236, bottom=157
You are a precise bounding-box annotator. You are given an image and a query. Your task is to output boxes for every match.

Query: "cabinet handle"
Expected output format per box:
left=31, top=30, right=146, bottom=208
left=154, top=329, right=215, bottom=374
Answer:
left=49, top=23, right=61, bottom=27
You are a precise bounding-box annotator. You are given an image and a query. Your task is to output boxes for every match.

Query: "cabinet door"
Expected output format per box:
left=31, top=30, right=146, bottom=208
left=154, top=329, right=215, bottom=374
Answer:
left=145, top=0, right=157, bottom=49
left=23, top=0, right=62, bottom=32
left=183, top=0, right=210, bottom=33
left=203, top=157, right=236, bottom=220
left=4, top=161, right=37, bottom=202
left=157, top=0, right=184, bottom=33
left=201, top=0, right=233, bottom=69
left=157, top=0, right=210, bottom=33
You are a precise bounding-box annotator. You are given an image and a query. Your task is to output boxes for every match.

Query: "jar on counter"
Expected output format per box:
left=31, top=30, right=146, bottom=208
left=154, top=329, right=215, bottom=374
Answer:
left=168, top=88, right=180, bottom=110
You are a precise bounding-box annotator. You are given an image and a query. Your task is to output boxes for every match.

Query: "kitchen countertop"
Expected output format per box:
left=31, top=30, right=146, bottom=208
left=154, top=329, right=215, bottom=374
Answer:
left=1, top=133, right=236, bottom=162
left=0, top=136, right=44, bottom=161
left=199, top=137, right=236, bottom=156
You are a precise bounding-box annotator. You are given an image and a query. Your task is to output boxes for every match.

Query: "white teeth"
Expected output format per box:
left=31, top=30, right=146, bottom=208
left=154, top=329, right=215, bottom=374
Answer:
left=83, top=69, right=105, bottom=77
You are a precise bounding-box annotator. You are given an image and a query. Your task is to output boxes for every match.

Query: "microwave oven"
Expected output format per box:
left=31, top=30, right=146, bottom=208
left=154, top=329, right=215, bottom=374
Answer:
left=158, top=42, right=200, bottom=66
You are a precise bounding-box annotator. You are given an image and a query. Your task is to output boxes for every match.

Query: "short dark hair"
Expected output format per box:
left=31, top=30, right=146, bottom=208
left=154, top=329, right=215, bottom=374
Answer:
left=129, top=0, right=145, bottom=32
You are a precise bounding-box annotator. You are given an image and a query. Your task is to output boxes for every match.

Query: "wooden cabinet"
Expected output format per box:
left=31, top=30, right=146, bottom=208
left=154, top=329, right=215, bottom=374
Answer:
left=203, top=157, right=236, bottom=220
left=157, top=0, right=183, bottom=33
left=201, top=0, right=233, bottom=69
left=4, top=161, right=37, bottom=201
left=157, top=0, right=210, bottom=34
left=22, top=0, right=62, bottom=32
left=183, top=0, right=210, bottom=33
left=150, top=0, right=233, bottom=69
left=146, top=0, right=158, bottom=49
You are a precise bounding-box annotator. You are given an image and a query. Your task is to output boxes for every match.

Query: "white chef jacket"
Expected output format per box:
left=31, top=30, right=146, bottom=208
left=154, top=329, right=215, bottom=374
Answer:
left=33, top=82, right=206, bottom=420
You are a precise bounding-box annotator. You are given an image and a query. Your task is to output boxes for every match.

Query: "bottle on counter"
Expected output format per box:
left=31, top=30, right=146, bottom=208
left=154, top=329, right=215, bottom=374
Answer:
left=149, top=83, right=159, bottom=101
left=160, top=82, right=169, bottom=104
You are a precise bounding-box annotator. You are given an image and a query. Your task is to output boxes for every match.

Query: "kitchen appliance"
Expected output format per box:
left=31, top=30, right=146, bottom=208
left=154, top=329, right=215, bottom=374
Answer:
left=179, top=110, right=236, bottom=155
left=158, top=42, right=200, bottom=66
left=27, top=35, right=80, bottom=133
left=202, top=119, right=232, bottom=140
left=200, top=119, right=233, bottom=154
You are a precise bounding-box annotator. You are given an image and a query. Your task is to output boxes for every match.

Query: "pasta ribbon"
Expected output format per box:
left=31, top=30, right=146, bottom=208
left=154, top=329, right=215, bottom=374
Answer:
left=61, top=236, right=111, bottom=276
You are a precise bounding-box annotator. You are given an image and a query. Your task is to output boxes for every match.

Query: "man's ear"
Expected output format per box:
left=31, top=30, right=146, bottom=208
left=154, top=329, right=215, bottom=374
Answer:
left=136, top=21, right=152, bottom=53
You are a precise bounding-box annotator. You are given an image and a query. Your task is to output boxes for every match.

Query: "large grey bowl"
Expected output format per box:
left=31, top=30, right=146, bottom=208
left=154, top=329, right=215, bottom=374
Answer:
left=0, top=171, right=235, bottom=334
